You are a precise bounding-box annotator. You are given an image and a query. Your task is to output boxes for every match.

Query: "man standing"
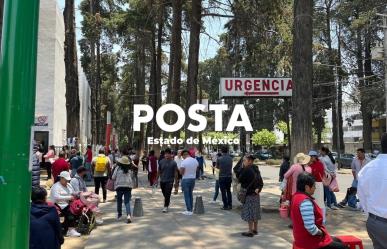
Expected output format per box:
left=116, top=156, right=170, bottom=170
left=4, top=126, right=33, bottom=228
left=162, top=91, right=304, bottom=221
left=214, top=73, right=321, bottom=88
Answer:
left=180, top=149, right=198, bottom=215
left=358, top=133, right=387, bottom=249
left=158, top=148, right=178, bottom=213
left=92, top=149, right=111, bottom=203
left=217, top=146, right=233, bottom=210
left=51, top=152, right=70, bottom=183
left=338, top=148, right=371, bottom=208
left=174, top=149, right=183, bottom=194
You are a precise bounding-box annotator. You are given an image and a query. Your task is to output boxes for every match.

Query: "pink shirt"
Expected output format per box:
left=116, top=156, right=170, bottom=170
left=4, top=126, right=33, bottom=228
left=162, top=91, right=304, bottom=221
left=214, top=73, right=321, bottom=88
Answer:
left=284, top=163, right=312, bottom=195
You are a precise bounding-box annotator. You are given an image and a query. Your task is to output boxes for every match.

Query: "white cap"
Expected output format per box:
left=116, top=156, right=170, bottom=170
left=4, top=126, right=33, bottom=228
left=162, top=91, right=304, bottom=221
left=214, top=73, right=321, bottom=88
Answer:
left=59, top=171, right=71, bottom=181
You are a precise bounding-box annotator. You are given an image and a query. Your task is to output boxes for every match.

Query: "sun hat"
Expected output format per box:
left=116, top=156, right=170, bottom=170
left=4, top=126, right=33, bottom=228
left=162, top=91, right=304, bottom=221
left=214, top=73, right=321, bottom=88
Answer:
left=59, top=171, right=71, bottom=181
left=294, top=153, right=311, bottom=165
left=118, top=156, right=131, bottom=165
left=308, top=150, right=319, bottom=157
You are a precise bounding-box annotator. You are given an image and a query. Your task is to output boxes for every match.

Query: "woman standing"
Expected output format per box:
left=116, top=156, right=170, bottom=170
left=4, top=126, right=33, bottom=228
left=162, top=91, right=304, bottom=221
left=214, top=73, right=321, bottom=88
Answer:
left=308, top=150, right=327, bottom=223
left=236, top=155, right=264, bottom=237
left=148, top=150, right=158, bottom=187
left=320, top=147, right=339, bottom=210
left=112, top=155, right=134, bottom=224
left=44, top=145, right=56, bottom=180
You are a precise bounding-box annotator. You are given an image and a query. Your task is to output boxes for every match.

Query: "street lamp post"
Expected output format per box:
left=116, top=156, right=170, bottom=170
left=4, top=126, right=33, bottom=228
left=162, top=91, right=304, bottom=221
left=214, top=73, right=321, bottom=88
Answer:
left=0, top=0, right=41, bottom=248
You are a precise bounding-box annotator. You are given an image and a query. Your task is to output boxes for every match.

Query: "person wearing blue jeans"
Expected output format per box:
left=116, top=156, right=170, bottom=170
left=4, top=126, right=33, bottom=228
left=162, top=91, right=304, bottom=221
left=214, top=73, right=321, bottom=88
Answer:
left=116, top=187, right=132, bottom=220
left=179, top=149, right=198, bottom=215
left=182, top=178, right=196, bottom=212
left=219, top=177, right=233, bottom=209
left=324, top=186, right=338, bottom=209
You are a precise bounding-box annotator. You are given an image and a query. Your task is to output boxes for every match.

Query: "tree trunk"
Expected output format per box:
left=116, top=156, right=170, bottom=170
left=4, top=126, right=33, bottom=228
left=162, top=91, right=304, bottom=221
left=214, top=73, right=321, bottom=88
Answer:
left=171, top=0, right=182, bottom=142
left=89, top=0, right=97, bottom=146
left=153, top=1, right=164, bottom=154
left=148, top=25, right=157, bottom=146
left=362, top=28, right=373, bottom=152
left=186, top=0, right=202, bottom=141
left=337, top=25, right=345, bottom=153
left=291, top=0, right=313, bottom=158
left=64, top=0, right=80, bottom=140
left=285, top=98, right=292, bottom=156
left=96, top=33, right=102, bottom=144
left=324, top=1, right=338, bottom=153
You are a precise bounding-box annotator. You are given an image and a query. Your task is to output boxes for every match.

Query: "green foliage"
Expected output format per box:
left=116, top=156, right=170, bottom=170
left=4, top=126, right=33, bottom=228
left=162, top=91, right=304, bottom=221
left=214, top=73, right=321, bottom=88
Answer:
left=251, top=129, right=277, bottom=148
left=204, top=132, right=238, bottom=140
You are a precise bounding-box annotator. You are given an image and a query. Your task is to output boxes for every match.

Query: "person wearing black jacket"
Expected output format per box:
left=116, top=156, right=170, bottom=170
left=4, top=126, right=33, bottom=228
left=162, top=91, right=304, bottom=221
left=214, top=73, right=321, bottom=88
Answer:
left=279, top=156, right=290, bottom=182
left=235, top=155, right=264, bottom=237
left=30, top=186, right=64, bottom=249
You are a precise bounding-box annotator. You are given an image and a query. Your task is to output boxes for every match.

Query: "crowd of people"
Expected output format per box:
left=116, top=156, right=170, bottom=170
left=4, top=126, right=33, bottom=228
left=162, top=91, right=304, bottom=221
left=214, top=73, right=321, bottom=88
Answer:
left=29, top=135, right=387, bottom=249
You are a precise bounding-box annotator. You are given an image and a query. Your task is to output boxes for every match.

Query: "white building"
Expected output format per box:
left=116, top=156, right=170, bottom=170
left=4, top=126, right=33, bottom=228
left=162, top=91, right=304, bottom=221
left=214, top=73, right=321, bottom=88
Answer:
left=326, top=102, right=363, bottom=143
left=33, top=0, right=91, bottom=151
left=79, top=67, right=91, bottom=145
left=33, top=0, right=67, bottom=151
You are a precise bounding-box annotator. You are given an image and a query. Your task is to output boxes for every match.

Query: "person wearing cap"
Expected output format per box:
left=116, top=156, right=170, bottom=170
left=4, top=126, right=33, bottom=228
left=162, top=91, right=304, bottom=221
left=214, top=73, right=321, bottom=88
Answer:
left=112, top=155, right=134, bottom=224
left=235, top=155, right=264, bottom=237
left=70, top=167, right=88, bottom=194
left=49, top=171, right=80, bottom=237
left=180, top=149, right=198, bottom=215
left=308, top=150, right=327, bottom=223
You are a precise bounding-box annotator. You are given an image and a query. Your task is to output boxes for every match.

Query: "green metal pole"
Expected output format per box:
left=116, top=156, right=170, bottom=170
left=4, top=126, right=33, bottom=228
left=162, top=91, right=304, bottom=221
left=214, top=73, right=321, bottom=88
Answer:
left=0, top=0, right=40, bottom=248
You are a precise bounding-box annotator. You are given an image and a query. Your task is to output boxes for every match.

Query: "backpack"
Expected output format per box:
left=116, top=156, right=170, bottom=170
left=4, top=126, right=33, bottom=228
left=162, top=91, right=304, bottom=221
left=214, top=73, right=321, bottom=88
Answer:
left=95, top=155, right=108, bottom=172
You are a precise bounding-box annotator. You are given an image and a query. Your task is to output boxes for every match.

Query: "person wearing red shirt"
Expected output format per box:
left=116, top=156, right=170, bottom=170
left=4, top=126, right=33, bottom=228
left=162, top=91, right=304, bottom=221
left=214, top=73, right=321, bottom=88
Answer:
left=84, top=145, right=93, bottom=181
left=148, top=150, right=158, bottom=187
left=291, top=172, right=346, bottom=249
left=308, top=150, right=326, bottom=223
left=52, top=152, right=70, bottom=182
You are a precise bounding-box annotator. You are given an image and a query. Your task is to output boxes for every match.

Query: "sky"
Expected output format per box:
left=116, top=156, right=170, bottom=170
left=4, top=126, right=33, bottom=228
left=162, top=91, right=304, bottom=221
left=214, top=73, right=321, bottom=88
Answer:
left=57, top=0, right=228, bottom=62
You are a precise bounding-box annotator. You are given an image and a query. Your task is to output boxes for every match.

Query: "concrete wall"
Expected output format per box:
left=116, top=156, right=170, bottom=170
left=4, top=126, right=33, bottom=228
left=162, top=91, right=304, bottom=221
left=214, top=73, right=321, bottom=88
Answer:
left=34, top=0, right=67, bottom=146
left=79, top=67, right=91, bottom=146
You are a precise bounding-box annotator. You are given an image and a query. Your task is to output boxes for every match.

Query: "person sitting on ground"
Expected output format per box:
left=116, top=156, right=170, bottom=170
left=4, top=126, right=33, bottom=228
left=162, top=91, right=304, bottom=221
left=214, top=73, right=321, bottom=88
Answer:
left=49, top=171, right=80, bottom=237
left=291, top=172, right=346, bottom=249
left=52, top=152, right=70, bottom=183
left=70, top=166, right=88, bottom=194
left=235, top=155, right=264, bottom=237
left=30, top=186, right=64, bottom=249
left=338, top=148, right=370, bottom=208
left=279, top=155, right=291, bottom=182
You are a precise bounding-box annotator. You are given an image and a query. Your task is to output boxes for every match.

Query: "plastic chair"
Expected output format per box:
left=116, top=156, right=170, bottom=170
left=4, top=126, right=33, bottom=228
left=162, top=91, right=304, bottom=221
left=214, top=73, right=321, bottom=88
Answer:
left=336, top=235, right=364, bottom=249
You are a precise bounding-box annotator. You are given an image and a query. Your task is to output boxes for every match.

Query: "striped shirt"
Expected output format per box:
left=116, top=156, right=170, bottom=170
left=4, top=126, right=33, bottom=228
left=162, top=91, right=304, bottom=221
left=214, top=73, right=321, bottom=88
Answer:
left=300, top=199, right=319, bottom=235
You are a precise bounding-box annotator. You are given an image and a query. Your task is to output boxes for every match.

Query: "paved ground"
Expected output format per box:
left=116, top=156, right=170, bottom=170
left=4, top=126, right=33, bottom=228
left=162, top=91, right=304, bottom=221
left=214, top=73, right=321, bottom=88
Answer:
left=59, top=162, right=373, bottom=249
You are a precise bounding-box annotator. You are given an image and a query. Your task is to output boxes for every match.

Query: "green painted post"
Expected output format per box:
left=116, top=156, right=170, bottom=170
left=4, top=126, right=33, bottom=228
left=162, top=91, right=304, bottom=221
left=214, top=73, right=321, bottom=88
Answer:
left=0, top=0, right=40, bottom=248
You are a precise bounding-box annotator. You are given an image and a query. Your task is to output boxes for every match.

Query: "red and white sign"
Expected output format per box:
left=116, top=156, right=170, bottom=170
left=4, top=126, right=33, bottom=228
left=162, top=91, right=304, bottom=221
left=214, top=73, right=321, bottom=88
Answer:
left=219, top=78, right=293, bottom=98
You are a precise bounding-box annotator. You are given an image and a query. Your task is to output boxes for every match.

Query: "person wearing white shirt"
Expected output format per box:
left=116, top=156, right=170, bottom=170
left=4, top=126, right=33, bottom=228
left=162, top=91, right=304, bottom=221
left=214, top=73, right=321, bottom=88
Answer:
left=211, top=151, right=218, bottom=175
left=180, top=149, right=198, bottom=215
left=319, top=147, right=339, bottom=210
left=49, top=171, right=80, bottom=237
left=358, top=133, right=387, bottom=249
left=173, top=150, right=183, bottom=195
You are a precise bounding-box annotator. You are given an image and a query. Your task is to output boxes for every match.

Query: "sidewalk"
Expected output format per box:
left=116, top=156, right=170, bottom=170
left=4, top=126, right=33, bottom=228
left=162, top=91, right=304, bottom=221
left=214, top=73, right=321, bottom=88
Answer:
left=82, top=170, right=292, bottom=249
left=61, top=163, right=373, bottom=249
